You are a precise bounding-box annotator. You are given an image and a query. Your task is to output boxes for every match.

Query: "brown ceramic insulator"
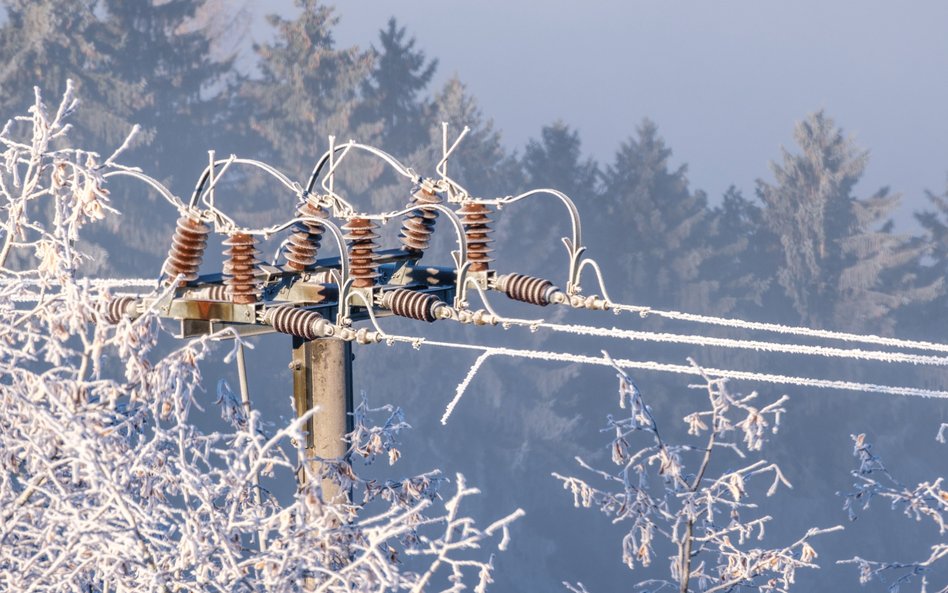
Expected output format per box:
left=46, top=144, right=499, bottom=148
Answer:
left=162, top=215, right=210, bottom=285
left=222, top=232, right=260, bottom=304
left=264, top=306, right=333, bottom=341
left=103, top=296, right=136, bottom=323
left=285, top=200, right=328, bottom=271
left=381, top=288, right=444, bottom=323
left=342, top=217, right=380, bottom=288
left=495, top=273, right=558, bottom=307
left=398, top=188, right=441, bottom=255
left=457, top=201, right=494, bottom=272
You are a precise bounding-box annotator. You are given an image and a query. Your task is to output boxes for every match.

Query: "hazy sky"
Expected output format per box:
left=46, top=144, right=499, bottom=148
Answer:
left=249, top=1, right=948, bottom=228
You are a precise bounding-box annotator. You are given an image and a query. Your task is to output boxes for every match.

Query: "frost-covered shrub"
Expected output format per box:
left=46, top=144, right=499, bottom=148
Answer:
left=0, top=85, right=520, bottom=593
left=837, top=431, right=947, bottom=593
left=555, top=356, right=841, bottom=593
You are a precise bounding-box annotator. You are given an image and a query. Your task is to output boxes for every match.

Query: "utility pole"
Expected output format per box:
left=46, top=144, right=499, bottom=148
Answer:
left=291, top=337, right=353, bottom=502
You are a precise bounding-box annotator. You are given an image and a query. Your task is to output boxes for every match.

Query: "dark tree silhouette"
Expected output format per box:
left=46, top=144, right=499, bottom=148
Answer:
left=357, top=17, right=437, bottom=156
left=600, top=120, right=712, bottom=310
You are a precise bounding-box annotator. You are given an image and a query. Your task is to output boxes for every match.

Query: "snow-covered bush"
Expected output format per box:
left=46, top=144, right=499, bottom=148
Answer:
left=555, top=356, right=842, bottom=592
left=837, top=430, right=947, bottom=593
left=0, top=85, right=520, bottom=593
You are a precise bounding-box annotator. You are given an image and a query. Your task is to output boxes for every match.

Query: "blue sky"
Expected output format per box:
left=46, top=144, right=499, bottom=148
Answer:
left=249, top=1, right=948, bottom=228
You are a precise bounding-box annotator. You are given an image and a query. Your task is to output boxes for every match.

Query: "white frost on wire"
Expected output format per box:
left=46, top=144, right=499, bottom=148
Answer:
left=524, top=320, right=948, bottom=367
left=418, top=339, right=948, bottom=424
left=441, top=350, right=492, bottom=425
left=613, top=303, right=948, bottom=354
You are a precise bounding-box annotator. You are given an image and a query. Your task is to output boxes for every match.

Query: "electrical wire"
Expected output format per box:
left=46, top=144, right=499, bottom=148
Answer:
left=382, top=337, right=948, bottom=425
left=608, top=302, right=948, bottom=354
left=495, top=318, right=948, bottom=368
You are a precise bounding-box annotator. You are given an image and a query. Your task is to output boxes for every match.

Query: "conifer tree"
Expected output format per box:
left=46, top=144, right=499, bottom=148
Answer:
left=0, top=0, right=237, bottom=273
left=240, top=0, right=379, bottom=216
left=97, top=0, right=237, bottom=272
left=703, top=186, right=779, bottom=317
left=357, top=17, right=437, bottom=156
left=757, top=111, right=935, bottom=332
left=599, top=120, right=712, bottom=309
left=902, top=184, right=948, bottom=336
left=101, top=0, right=235, bottom=177
left=0, top=0, right=141, bottom=149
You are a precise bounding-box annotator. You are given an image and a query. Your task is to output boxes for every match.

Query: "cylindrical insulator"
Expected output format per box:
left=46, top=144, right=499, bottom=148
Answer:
left=179, top=284, right=229, bottom=301
left=205, top=284, right=229, bottom=301
left=162, top=214, right=210, bottom=286
left=342, top=217, right=380, bottom=288
left=457, top=201, right=494, bottom=272
left=285, top=200, right=327, bottom=271
left=381, top=288, right=445, bottom=323
left=495, top=273, right=558, bottom=307
left=223, top=232, right=261, bottom=305
left=103, top=296, right=136, bottom=323
left=398, top=188, right=441, bottom=255
left=264, top=306, right=333, bottom=341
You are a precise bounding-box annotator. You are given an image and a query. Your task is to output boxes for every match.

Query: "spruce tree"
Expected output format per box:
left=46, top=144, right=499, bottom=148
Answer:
left=0, top=0, right=236, bottom=273
left=357, top=17, right=437, bottom=156
left=97, top=0, right=236, bottom=272
left=757, top=111, right=935, bottom=332
left=599, top=119, right=712, bottom=309
left=703, top=186, right=778, bottom=316
left=903, top=185, right=948, bottom=336
left=0, top=0, right=141, bottom=150
left=240, top=0, right=379, bottom=217
left=101, top=0, right=235, bottom=179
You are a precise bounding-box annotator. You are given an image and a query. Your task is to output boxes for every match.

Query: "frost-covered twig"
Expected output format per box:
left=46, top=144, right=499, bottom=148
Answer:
left=837, top=432, right=947, bottom=592
left=554, top=354, right=840, bottom=592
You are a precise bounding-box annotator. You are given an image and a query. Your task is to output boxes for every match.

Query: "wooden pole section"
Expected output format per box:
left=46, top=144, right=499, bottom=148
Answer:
left=291, top=337, right=353, bottom=503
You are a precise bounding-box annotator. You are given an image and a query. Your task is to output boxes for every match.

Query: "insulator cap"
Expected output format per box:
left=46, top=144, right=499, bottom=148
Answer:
left=286, top=200, right=327, bottom=271
left=381, top=288, right=445, bottom=323
left=457, top=201, right=494, bottom=272
left=103, top=296, right=136, bottom=323
left=223, top=233, right=261, bottom=304
left=343, top=217, right=380, bottom=288
left=495, top=273, right=558, bottom=306
left=399, top=188, right=441, bottom=254
left=162, top=215, right=210, bottom=285
left=264, top=306, right=333, bottom=341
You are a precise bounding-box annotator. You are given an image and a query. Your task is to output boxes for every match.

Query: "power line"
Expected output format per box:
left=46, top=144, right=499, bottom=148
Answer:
left=611, top=303, right=948, bottom=354
left=394, top=338, right=948, bottom=425
left=520, top=319, right=948, bottom=367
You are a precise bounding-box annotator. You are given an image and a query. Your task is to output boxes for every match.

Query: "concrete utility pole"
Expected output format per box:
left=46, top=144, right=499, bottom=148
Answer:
left=291, top=337, right=353, bottom=502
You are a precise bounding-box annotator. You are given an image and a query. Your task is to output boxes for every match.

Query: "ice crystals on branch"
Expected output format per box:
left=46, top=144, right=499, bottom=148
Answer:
left=554, top=354, right=840, bottom=592
left=837, top=431, right=947, bottom=592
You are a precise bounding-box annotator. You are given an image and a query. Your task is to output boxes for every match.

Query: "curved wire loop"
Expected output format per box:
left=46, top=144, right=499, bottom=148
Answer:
left=101, top=169, right=187, bottom=212
left=574, top=256, right=615, bottom=308
left=303, top=136, right=423, bottom=216
left=188, top=151, right=305, bottom=228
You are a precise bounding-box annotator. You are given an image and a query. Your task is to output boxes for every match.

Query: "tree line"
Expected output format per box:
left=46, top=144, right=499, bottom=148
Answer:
left=3, top=0, right=947, bottom=337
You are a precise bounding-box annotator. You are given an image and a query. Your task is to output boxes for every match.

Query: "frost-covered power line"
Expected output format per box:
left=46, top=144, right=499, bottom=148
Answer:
left=402, top=339, right=948, bottom=425
left=613, top=302, right=948, bottom=354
